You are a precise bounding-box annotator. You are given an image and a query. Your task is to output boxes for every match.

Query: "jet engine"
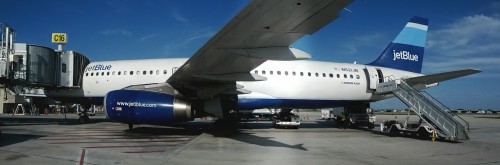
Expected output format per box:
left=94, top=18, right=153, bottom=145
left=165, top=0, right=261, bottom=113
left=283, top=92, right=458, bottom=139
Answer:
left=104, top=90, right=193, bottom=124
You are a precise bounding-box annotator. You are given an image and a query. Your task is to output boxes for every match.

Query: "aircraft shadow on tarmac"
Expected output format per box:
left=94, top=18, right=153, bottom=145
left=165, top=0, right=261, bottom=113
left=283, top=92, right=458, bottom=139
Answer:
left=239, top=120, right=336, bottom=129
left=126, top=122, right=308, bottom=151
left=0, top=133, right=44, bottom=147
left=0, top=116, right=110, bottom=126
left=205, top=128, right=308, bottom=151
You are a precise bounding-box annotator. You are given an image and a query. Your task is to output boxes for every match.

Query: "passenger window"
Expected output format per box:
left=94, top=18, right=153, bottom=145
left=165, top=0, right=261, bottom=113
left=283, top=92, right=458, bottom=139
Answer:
left=112, top=71, right=115, bottom=75
left=101, top=72, right=104, bottom=76
left=285, top=71, right=288, bottom=76
left=292, top=72, right=296, bottom=76
left=136, top=71, right=140, bottom=75
left=85, top=73, right=88, bottom=77
left=344, top=74, right=347, bottom=78
left=91, top=72, right=94, bottom=76
left=277, top=71, right=281, bottom=75
left=143, top=71, right=147, bottom=75
left=350, top=74, right=353, bottom=79
left=356, top=75, right=360, bottom=79
left=130, top=71, right=134, bottom=75
left=337, top=74, right=340, bottom=78
left=118, top=71, right=121, bottom=75
left=329, top=73, right=333, bottom=78
left=315, top=73, right=319, bottom=77
left=262, top=71, right=266, bottom=75
left=254, top=70, right=258, bottom=74
left=150, top=70, right=153, bottom=75
left=270, top=71, right=274, bottom=75
left=308, top=72, right=311, bottom=77
left=322, top=73, right=326, bottom=77
left=156, top=70, right=159, bottom=75
left=107, top=72, right=110, bottom=76
left=164, top=70, right=168, bottom=74
left=300, top=72, right=304, bottom=76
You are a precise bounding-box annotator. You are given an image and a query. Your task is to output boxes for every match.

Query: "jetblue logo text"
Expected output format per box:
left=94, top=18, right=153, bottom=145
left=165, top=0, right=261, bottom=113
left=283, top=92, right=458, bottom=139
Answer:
left=86, top=64, right=112, bottom=71
left=392, top=50, right=418, bottom=61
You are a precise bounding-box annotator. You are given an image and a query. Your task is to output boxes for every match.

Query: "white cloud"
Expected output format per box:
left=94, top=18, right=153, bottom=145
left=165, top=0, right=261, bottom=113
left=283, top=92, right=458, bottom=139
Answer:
left=163, top=30, right=215, bottom=55
left=101, top=29, right=132, bottom=37
left=139, top=33, right=158, bottom=41
left=424, top=15, right=500, bottom=76
left=172, top=10, right=189, bottom=23
left=424, top=57, right=500, bottom=71
left=427, top=15, right=500, bottom=56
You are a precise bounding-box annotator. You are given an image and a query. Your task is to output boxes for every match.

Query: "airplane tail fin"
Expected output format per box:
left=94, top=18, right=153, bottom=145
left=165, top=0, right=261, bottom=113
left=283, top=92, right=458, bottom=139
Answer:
left=368, top=16, right=428, bottom=73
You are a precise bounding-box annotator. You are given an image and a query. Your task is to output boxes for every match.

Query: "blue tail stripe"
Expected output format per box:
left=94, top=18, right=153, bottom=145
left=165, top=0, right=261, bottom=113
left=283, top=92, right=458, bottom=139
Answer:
left=393, top=27, right=427, bottom=47
left=409, top=16, right=429, bottom=25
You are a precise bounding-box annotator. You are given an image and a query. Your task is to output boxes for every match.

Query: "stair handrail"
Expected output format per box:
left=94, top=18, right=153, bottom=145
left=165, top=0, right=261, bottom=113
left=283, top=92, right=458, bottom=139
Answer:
left=420, top=91, right=469, bottom=131
left=398, top=80, right=461, bottom=139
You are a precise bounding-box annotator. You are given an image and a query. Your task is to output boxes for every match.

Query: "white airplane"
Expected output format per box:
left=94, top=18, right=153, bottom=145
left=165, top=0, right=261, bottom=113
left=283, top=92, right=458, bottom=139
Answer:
left=46, top=0, right=479, bottom=128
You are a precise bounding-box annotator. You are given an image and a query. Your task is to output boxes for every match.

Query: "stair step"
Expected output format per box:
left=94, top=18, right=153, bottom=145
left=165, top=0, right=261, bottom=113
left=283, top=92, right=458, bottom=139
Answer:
left=376, top=80, right=469, bottom=142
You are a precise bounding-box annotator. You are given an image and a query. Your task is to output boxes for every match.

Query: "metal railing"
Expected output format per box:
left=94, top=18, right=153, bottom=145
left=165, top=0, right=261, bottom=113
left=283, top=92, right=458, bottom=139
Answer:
left=394, top=80, right=468, bottom=140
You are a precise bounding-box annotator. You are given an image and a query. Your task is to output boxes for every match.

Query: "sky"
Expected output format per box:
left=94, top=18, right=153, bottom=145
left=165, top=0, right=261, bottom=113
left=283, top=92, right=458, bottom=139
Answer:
left=1, top=0, right=499, bottom=110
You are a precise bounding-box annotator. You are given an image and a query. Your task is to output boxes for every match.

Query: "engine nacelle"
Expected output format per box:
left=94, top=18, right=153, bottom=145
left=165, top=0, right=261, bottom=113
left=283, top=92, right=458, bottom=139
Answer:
left=104, top=90, right=192, bottom=124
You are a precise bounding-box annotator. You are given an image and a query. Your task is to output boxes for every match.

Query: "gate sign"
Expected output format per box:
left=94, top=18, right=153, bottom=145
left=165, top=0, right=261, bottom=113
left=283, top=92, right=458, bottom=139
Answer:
left=52, top=33, right=67, bottom=44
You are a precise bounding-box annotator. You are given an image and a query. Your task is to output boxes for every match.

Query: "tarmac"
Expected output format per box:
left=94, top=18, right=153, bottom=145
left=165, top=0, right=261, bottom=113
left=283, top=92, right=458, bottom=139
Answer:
left=1, top=113, right=500, bottom=165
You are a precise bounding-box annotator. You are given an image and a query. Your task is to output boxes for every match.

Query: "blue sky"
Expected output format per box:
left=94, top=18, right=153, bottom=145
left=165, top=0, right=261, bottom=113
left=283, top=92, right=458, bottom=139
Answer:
left=1, top=0, right=499, bottom=110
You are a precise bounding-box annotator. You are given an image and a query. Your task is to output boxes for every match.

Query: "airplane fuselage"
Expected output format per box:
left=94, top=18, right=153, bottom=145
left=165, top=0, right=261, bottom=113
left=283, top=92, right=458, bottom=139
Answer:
left=46, top=58, right=422, bottom=109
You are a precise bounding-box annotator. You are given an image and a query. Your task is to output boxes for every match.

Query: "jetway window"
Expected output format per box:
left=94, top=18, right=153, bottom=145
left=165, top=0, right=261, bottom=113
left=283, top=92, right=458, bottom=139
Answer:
left=62, top=63, right=67, bottom=73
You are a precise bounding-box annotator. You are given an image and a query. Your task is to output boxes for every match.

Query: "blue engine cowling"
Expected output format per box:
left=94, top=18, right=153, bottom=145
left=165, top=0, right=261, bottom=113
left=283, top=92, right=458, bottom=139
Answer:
left=104, top=90, right=192, bottom=125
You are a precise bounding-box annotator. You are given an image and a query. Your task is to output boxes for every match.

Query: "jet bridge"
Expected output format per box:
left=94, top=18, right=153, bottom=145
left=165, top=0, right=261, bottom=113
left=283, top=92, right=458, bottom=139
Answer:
left=375, top=79, right=469, bottom=142
left=0, top=23, right=90, bottom=114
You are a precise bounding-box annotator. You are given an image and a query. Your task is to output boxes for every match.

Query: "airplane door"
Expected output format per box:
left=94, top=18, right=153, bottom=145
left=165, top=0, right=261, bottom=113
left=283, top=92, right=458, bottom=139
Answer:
left=364, top=66, right=380, bottom=90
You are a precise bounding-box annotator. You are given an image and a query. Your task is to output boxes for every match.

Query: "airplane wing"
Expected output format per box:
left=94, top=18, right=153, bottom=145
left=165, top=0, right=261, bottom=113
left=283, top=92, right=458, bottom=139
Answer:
left=167, top=0, right=352, bottom=98
left=405, top=69, right=481, bottom=86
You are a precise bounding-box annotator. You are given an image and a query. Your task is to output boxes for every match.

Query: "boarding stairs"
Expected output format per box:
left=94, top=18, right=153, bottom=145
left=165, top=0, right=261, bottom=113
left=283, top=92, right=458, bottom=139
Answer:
left=376, top=79, right=469, bottom=141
